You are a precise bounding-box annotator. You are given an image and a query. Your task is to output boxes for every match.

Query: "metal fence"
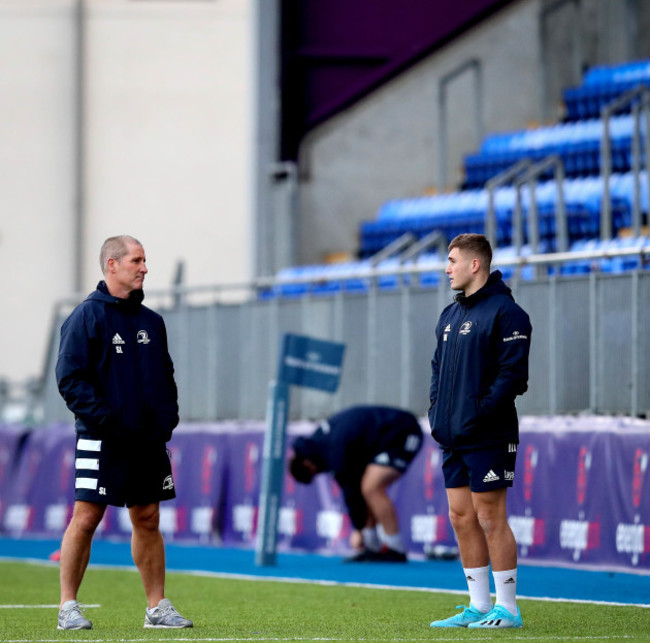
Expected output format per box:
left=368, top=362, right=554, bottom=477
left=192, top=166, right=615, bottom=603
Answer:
left=38, top=249, right=650, bottom=424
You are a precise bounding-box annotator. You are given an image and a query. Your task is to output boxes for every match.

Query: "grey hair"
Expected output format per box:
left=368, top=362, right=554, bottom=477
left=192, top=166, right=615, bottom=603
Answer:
left=99, top=235, right=143, bottom=274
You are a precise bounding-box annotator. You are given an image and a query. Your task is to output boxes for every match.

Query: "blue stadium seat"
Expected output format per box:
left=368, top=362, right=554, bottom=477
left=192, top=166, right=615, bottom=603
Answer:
left=564, top=60, right=650, bottom=121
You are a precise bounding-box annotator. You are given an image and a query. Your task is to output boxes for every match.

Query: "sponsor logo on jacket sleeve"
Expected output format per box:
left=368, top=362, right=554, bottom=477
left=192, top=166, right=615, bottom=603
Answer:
left=503, top=330, right=529, bottom=342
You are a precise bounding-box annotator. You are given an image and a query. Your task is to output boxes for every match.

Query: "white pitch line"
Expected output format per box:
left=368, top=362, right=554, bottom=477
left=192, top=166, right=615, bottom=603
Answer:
left=0, top=637, right=642, bottom=642
left=2, top=555, right=649, bottom=610
left=0, top=604, right=100, bottom=609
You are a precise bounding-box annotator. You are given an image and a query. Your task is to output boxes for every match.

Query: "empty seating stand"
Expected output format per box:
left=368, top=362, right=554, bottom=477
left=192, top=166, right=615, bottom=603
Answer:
left=262, top=60, right=650, bottom=299
left=564, top=60, right=650, bottom=121
left=463, top=115, right=639, bottom=188
left=360, top=173, right=644, bottom=257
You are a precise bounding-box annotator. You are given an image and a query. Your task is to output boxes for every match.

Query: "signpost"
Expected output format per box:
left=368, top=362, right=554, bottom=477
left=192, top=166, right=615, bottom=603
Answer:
left=255, top=333, right=345, bottom=566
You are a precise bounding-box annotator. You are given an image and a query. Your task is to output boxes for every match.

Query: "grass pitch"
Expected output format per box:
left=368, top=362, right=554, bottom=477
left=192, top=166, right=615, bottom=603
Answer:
left=0, top=560, right=648, bottom=641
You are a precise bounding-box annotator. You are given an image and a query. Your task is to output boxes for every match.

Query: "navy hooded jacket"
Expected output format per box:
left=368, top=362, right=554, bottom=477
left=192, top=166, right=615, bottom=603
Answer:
left=56, top=281, right=179, bottom=443
left=292, top=405, right=423, bottom=529
left=428, top=271, right=531, bottom=451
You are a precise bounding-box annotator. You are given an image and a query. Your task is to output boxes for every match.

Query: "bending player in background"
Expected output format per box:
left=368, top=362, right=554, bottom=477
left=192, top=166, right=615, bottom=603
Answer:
left=289, top=405, right=423, bottom=562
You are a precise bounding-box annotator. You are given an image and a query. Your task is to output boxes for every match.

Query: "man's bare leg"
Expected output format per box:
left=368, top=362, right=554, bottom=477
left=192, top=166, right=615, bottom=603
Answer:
left=471, top=488, right=516, bottom=571
left=361, top=464, right=402, bottom=535
left=129, top=503, right=165, bottom=609
left=447, top=486, right=490, bottom=568
left=59, top=501, right=106, bottom=607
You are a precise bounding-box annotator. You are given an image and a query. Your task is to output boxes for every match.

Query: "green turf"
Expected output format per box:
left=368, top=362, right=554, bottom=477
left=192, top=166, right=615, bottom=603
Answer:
left=0, top=560, right=648, bottom=641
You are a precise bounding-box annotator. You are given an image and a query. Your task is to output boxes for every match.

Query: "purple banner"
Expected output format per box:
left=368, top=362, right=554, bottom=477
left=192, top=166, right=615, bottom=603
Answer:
left=1, top=416, right=649, bottom=572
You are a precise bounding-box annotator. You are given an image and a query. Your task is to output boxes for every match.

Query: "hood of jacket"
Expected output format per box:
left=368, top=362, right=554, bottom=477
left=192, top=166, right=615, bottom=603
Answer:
left=87, top=280, right=145, bottom=310
left=454, top=270, right=512, bottom=308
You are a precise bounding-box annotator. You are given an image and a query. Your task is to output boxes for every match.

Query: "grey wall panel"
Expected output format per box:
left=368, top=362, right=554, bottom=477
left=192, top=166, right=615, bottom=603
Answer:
left=597, top=275, right=633, bottom=414
left=39, top=271, right=650, bottom=423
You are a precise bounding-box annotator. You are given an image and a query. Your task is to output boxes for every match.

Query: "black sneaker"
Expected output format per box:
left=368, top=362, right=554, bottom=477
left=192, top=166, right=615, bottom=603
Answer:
left=368, top=547, right=408, bottom=562
left=343, top=549, right=377, bottom=563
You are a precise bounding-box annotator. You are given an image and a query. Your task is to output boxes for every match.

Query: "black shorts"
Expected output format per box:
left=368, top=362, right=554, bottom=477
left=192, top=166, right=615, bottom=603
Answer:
left=74, top=436, right=176, bottom=507
left=370, top=429, right=423, bottom=473
left=442, top=443, right=518, bottom=492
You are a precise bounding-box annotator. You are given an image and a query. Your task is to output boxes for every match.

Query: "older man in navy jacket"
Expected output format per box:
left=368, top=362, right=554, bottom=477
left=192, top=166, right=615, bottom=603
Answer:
left=428, top=234, right=531, bottom=630
left=55, top=235, right=192, bottom=631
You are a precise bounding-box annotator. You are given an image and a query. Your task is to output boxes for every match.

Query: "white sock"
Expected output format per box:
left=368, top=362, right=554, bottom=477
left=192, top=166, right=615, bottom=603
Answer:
left=361, top=527, right=381, bottom=552
left=492, top=568, right=518, bottom=615
left=463, top=565, right=492, bottom=613
left=381, top=531, right=405, bottom=553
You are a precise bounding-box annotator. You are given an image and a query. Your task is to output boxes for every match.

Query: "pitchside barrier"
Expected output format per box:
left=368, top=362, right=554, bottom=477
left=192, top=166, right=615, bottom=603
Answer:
left=1, top=416, right=648, bottom=572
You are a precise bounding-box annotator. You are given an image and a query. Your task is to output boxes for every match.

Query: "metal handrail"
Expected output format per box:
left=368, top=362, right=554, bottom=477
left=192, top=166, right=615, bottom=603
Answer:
left=513, top=155, right=568, bottom=256
left=51, top=244, right=650, bottom=307
left=600, top=85, right=650, bottom=240
left=368, top=232, right=416, bottom=266
left=398, top=230, right=447, bottom=263
left=485, top=159, right=533, bottom=249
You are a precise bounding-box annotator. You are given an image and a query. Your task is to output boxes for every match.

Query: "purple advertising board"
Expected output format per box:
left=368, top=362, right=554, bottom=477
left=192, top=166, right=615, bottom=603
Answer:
left=1, top=416, right=648, bottom=572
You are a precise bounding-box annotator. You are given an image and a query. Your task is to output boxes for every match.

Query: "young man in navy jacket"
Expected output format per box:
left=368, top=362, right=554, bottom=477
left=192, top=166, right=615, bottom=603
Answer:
left=55, top=235, right=192, bottom=630
left=428, top=234, right=531, bottom=629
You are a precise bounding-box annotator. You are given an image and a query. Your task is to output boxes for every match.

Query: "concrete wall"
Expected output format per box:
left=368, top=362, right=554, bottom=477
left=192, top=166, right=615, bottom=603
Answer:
left=296, top=0, right=543, bottom=265
left=0, top=1, right=77, bottom=386
left=0, top=0, right=253, bottom=386
left=295, top=0, right=650, bottom=265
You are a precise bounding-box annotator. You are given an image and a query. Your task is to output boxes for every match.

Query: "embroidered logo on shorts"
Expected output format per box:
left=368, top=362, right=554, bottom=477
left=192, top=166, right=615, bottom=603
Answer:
left=162, top=475, right=174, bottom=490
left=483, top=469, right=500, bottom=483
left=504, top=470, right=515, bottom=481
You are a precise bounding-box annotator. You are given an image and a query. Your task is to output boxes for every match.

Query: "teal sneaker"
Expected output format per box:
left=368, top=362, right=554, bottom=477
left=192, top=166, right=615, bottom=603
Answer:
left=430, top=604, right=489, bottom=628
left=468, top=604, right=523, bottom=628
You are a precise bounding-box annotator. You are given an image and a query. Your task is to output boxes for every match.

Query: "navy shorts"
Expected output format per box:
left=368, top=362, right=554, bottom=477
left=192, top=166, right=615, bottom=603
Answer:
left=442, top=443, right=518, bottom=492
left=74, top=436, right=176, bottom=507
left=370, top=429, right=423, bottom=473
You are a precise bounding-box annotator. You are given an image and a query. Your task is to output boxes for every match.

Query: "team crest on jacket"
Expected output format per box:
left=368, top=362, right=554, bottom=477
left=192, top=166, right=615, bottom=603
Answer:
left=137, top=330, right=151, bottom=344
left=459, top=321, right=473, bottom=335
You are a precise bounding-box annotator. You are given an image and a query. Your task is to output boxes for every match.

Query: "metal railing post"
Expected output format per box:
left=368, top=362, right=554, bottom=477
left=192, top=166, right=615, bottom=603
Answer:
left=513, top=155, right=567, bottom=261
left=600, top=85, right=650, bottom=240
left=632, top=103, right=642, bottom=236
left=485, top=159, right=532, bottom=249
left=601, top=111, right=613, bottom=241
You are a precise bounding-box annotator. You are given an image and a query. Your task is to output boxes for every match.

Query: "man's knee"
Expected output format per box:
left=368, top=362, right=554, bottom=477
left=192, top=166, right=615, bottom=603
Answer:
left=448, top=505, right=479, bottom=533
left=473, top=491, right=509, bottom=536
left=70, top=501, right=105, bottom=534
left=130, top=504, right=160, bottom=531
left=361, top=465, right=400, bottom=499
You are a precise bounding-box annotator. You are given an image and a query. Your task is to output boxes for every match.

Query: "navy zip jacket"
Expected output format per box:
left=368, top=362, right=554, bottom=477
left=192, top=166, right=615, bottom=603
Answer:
left=56, top=281, right=179, bottom=443
left=428, top=271, right=531, bottom=451
left=292, top=406, right=422, bottom=529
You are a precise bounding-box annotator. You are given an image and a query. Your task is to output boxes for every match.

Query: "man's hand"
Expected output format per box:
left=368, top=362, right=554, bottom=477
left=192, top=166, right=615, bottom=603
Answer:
left=349, top=529, right=364, bottom=550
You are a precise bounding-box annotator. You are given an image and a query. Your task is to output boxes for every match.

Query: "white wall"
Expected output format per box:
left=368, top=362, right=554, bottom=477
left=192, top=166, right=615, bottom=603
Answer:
left=0, top=0, right=254, bottom=385
left=0, top=0, right=76, bottom=385
left=82, top=0, right=253, bottom=293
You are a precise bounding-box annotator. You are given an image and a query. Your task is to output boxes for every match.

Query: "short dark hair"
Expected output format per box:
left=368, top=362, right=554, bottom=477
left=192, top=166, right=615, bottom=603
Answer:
left=289, top=455, right=315, bottom=484
left=448, top=233, right=492, bottom=268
